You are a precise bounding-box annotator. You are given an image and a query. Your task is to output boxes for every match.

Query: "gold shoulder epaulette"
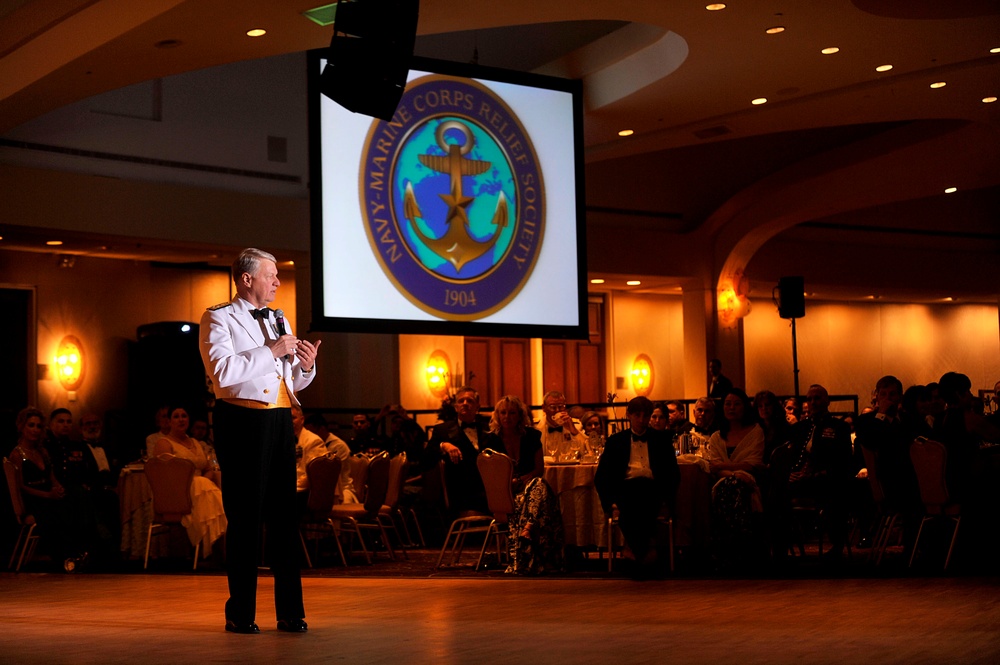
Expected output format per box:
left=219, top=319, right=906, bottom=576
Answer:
left=208, top=302, right=232, bottom=311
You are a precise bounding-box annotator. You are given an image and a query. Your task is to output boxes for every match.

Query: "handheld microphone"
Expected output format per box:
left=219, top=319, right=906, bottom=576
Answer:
left=275, top=309, right=290, bottom=360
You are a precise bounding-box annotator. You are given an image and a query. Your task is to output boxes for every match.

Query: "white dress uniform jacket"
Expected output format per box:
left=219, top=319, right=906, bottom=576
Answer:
left=200, top=296, right=315, bottom=404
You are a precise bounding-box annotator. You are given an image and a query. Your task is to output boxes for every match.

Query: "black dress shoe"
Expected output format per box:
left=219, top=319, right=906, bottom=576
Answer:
left=225, top=620, right=260, bottom=634
left=277, top=618, right=308, bottom=633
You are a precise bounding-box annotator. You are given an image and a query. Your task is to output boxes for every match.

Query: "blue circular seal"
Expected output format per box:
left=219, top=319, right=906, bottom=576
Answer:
left=359, top=75, right=545, bottom=320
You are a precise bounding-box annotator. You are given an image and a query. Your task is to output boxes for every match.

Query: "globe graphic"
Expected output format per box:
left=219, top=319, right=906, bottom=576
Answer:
left=392, top=117, right=517, bottom=281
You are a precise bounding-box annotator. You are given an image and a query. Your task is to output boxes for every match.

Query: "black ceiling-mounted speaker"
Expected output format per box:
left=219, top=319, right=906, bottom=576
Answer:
left=320, top=0, right=420, bottom=121
left=776, top=276, right=806, bottom=319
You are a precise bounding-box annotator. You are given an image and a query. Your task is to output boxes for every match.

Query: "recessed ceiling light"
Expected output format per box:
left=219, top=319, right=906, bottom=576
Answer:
left=944, top=187, right=957, bottom=194
left=983, top=96, right=998, bottom=103
left=706, top=3, right=726, bottom=10
left=618, top=129, right=634, bottom=137
left=821, top=47, right=840, bottom=55
left=929, top=81, right=946, bottom=89
left=943, top=297, right=955, bottom=302
left=46, top=240, right=63, bottom=246
left=875, top=64, right=893, bottom=72
left=626, top=280, right=642, bottom=286
left=766, top=26, right=785, bottom=35
left=246, top=29, right=267, bottom=37
left=751, top=97, right=767, bottom=105
left=991, top=47, right=1000, bottom=54
left=590, top=278, right=605, bottom=284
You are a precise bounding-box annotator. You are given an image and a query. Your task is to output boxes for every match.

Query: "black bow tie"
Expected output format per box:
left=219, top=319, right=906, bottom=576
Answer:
left=461, top=422, right=477, bottom=430
left=632, top=433, right=648, bottom=442
left=548, top=426, right=563, bottom=433
left=250, top=308, right=270, bottom=320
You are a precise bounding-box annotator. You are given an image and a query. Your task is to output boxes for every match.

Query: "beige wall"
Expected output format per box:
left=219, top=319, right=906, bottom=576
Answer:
left=744, top=300, right=1000, bottom=403
left=608, top=292, right=686, bottom=402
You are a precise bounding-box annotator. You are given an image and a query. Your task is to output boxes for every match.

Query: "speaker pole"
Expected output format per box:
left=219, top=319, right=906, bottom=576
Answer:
left=791, top=317, right=800, bottom=399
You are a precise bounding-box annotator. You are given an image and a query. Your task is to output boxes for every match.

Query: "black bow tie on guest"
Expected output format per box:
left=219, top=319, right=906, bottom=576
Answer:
left=548, top=426, right=563, bottom=433
left=250, top=308, right=270, bottom=320
left=461, top=422, right=478, bottom=430
left=632, top=433, right=648, bottom=442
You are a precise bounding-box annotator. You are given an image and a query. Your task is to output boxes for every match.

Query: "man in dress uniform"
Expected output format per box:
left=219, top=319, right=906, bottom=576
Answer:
left=200, top=248, right=321, bottom=635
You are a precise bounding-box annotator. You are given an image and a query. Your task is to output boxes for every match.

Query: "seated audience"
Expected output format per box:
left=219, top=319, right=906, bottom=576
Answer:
left=594, top=396, right=680, bottom=575
left=580, top=410, right=606, bottom=458
left=666, top=401, right=693, bottom=439
left=145, top=405, right=171, bottom=459
left=424, top=387, right=491, bottom=515
left=706, top=389, right=766, bottom=563
left=649, top=402, right=668, bottom=432
left=772, top=384, right=854, bottom=560
left=783, top=397, right=802, bottom=425
left=483, top=395, right=564, bottom=574
left=153, top=405, right=227, bottom=557
left=304, top=412, right=356, bottom=504
left=11, top=407, right=94, bottom=569
left=692, top=397, right=719, bottom=437
left=291, top=406, right=330, bottom=512
left=375, top=404, right=427, bottom=464
left=539, top=390, right=587, bottom=462
left=753, top=390, right=790, bottom=464
left=349, top=413, right=376, bottom=454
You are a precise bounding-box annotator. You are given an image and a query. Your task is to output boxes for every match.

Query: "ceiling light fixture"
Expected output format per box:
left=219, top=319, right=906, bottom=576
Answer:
left=875, top=64, right=893, bottom=72
left=590, top=278, right=605, bottom=284
left=246, top=29, right=267, bottom=37
left=706, top=3, right=726, bottom=10
left=626, top=280, right=641, bottom=286
left=944, top=187, right=957, bottom=194
left=983, top=97, right=997, bottom=103
left=991, top=47, right=1000, bottom=54
left=751, top=97, right=767, bottom=105
left=821, top=47, right=840, bottom=55
left=929, top=81, right=946, bottom=89
left=766, top=26, right=785, bottom=34
left=46, top=240, right=63, bottom=246
left=618, top=129, right=634, bottom=137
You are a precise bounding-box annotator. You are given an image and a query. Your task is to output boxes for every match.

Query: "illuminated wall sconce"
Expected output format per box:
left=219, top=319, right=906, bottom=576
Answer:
left=54, top=335, right=85, bottom=390
left=718, top=270, right=752, bottom=325
left=425, top=349, right=451, bottom=397
left=630, top=354, right=654, bottom=396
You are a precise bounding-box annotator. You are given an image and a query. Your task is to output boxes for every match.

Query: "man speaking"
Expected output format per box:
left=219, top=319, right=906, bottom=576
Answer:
left=200, top=248, right=322, bottom=634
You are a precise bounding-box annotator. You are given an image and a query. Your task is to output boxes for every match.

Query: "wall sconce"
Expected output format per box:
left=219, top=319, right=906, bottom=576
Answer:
left=425, top=349, right=451, bottom=397
left=630, top=354, right=654, bottom=396
left=718, top=271, right=752, bottom=325
left=54, top=335, right=85, bottom=390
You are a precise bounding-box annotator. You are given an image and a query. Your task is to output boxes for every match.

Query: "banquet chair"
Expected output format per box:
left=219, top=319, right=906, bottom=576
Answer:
left=606, top=505, right=674, bottom=573
left=860, top=446, right=902, bottom=566
left=908, top=437, right=961, bottom=571
left=299, top=453, right=347, bottom=568
left=144, top=454, right=199, bottom=570
left=347, top=453, right=370, bottom=503
left=376, top=452, right=411, bottom=558
left=4, top=457, right=41, bottom=573
left=434, top=460, right=494, bottom=570
left=474, top=449, right=515, bottom=571
left=329, top=451, right=392, bottom=564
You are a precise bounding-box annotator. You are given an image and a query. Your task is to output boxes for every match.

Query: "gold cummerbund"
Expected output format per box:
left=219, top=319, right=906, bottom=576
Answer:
left=221, top=380, right=292, bottom=410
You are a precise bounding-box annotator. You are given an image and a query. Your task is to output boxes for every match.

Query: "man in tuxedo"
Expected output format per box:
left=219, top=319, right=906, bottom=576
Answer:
left=539, top=390, right=587, bottom=461
left=708, top=358, right=733, bottom=400
left=200, top=248, right=321, bottom=635
left=594, top=396, right=680, bottom=570
left=425, top=387, right=491, bottom=515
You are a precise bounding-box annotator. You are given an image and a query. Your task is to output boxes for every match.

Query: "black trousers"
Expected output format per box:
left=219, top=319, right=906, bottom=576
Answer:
left=213, top=400, right=303, bottom=623
left=616, top=477, right=664, bottom=559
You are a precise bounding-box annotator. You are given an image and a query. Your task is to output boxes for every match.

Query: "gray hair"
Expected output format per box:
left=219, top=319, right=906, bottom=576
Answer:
left=232, top=248, right=276, bottom=285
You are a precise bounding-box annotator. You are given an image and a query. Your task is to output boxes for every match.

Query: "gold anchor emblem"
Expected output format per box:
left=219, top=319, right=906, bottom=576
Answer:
left=403, top=120, right=509, bottom=274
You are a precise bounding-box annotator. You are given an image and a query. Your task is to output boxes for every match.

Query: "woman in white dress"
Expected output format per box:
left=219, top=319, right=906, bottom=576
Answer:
left=153, top=406, right=227, bottom=557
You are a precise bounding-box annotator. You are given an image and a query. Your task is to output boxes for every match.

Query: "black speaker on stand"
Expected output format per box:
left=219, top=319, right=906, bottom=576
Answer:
left=773, top=277, right=805, bottom=398
left=320, top=0, right=420, bottom=121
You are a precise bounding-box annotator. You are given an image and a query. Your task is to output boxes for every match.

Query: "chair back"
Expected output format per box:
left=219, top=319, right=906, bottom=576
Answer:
left=305, top=453, right=343, bottom=516
left=362, top=451, right=391, bottom=515
left=910, top=437, right=950, bottom=510
left=477, top=449, right=516, bottom=522
left=383, top=452, right=408, bottom=509
left=3, top=457, right=32, bottom=525
left=348, top=454, right=370, bottom=502
left=860, top=446, right=887, bottom=505
left=144, top=455, right=196, bottom=522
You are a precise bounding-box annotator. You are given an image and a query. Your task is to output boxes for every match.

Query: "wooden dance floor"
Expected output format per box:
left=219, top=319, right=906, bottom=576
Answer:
left=2, top=572, right=999, bottom=663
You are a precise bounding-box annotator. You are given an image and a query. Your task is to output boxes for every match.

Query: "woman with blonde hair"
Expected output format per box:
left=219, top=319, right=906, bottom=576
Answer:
left=483, top=395, right=564, bottom=574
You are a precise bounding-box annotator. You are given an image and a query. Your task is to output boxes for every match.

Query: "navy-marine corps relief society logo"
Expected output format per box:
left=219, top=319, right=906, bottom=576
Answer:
left=359, top=75, right=544, bottom=320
